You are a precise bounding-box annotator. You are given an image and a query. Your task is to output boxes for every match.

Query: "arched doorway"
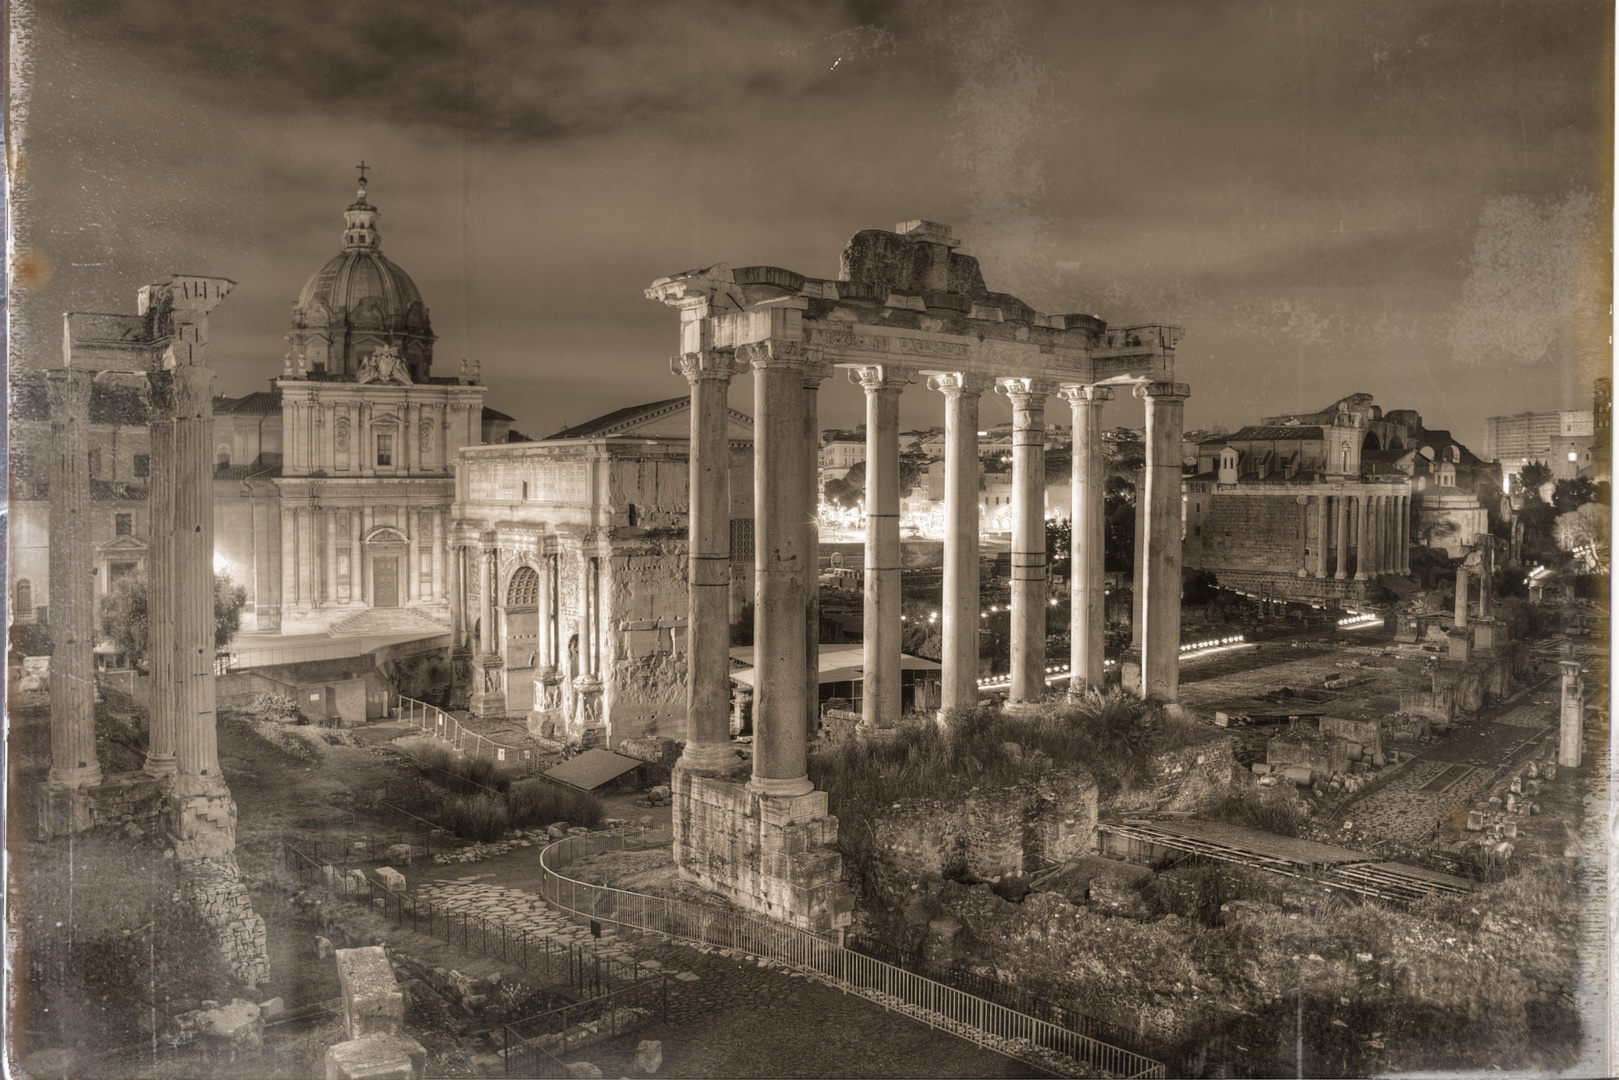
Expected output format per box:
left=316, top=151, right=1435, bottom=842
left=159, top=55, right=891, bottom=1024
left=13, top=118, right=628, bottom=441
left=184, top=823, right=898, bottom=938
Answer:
left=363, top=527, right=409, bottom=608
left=503, top=565, right=540, bottom=712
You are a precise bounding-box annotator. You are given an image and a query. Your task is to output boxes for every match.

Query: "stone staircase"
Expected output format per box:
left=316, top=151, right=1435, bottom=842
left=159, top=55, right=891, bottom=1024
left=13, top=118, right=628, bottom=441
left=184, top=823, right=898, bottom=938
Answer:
left=326, top=607, right=450, bottom=639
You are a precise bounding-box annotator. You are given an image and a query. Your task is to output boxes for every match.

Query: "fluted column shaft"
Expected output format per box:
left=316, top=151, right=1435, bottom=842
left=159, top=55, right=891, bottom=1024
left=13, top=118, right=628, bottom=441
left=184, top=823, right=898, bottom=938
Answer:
left=479, top=547, right=496, bottom=653
left=999, top=379, right=1053, bottom=708
left=857, top=365, right=912, bottom=732
left=1062, top=384, right=1112, bottom=693
left=350, top=510, right=363, bottom=603
left=171, top=364, right=225, bottom=793
left=145, top=399, right=178, bottom=778
left=804, top=363, right=830, bottom=740
left=933, top=374, right=991, bottom=717
left=1138, top=382, right=1189, bottom=702
left=746, top=343, right=814, bottom=798
left=325, top=510, right=339, bottom=604
left=1399, top=495, right=1410, bottom=573
left=1455, top=565, right=1469, bottom=628
left=675, top=351, right=746, bottom=774
left=1313, top=495, right=1329, bottom=578
left=1354, top=495, right=1370, bottom=581
left=46, top=370, right=103, bottom=791
left=1334, top=495, right=1350, bottom=580
left=432, top=508, right=446, bottom=602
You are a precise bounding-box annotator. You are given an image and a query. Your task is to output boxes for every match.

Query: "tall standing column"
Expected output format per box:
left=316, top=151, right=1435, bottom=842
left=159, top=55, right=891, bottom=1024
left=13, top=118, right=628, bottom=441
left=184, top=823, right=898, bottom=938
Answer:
left=45, top=370, right=103, bottom=794
left=145, top=390, right=179, bottom=778
left=1334, top=493, right=1350, bottom=580
left=744, top=341, right=813, bottom=798
left=674, top=350, right=747, bottom=774
left=406, top=512, right=420, bottom=603
left=432, top=508, right=446, bottom=602
left=350, top=510, right=364, bottom=603
left=1137, top=382, right=1190, bottom=702
left=804, top=361, right=831, bottom=739
left=1399, top=495, right=1410, bottom=574
left=478, top=547, right=496, bottom=652
left=1313, top=495, right=1329, bottom=578
left=1454, top=565, right=1469, bottom=628
left=856, top=364, right=913, bottom=735
left=1061, top=384, right=1113, bottom=694
left=324, top=509, right=339, bottom=605
left=1369, top=496, right=1384, bottom=574
left=296, top=508, right=313, bottom=606
left=1353, top=495, right=1370, bottom=581
left=932, top=373, right=992, bottom=718
left=998, top=378, right=1054, bottom=711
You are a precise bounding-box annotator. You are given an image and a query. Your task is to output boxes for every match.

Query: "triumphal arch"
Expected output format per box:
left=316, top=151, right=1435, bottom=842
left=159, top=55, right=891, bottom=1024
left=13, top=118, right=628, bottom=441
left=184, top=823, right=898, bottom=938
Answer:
left=648, top=220, right=1186, bottom=933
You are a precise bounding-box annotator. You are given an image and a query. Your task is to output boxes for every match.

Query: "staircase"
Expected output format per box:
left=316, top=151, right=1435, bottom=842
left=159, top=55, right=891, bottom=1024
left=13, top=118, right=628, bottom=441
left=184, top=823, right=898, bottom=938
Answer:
left=326, top=607, right=450, bottom=639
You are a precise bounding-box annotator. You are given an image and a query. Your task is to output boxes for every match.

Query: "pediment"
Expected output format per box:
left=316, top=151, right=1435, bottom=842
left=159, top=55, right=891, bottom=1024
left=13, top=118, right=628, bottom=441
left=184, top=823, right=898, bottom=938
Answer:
left=97, top=535, right=148, bottom=554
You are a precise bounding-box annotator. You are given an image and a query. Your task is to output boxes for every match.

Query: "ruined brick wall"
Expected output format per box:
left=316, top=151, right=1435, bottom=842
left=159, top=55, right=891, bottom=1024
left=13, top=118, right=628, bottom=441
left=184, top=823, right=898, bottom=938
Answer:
left=1319, top=716, right=1382, bottom=757
left=1148, top=738, right=1237, bottom=812
left=180, top=857, right=270, bottom=986
left=1266, top=732, right=1349, bottom=782
left=671, top=771, right=854, bottom=935
left=1183, top=493, right=1307, bottom=576
left=964, top=796, right=1023, bottom=879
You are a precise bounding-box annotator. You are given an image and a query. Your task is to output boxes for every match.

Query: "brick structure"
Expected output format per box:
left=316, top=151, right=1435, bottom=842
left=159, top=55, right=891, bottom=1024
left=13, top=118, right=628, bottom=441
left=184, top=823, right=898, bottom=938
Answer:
left=182, top=858, right=271, bottom=986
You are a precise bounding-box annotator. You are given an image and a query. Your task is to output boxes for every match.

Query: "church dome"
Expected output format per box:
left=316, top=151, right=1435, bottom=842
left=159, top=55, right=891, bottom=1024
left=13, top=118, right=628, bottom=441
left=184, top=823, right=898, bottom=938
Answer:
left=288, top=170, right=436, bottom=381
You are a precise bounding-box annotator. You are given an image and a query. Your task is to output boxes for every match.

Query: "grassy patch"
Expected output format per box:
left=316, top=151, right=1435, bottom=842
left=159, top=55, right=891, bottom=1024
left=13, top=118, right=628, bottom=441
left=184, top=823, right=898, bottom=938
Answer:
left=507, top=779, right=604, bottom=830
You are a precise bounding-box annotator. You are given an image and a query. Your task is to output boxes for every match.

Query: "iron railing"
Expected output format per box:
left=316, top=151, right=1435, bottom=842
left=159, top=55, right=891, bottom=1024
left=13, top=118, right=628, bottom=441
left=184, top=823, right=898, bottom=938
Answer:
left=537, top=831, right=1166, bottom=1080
left=503, top=979, right=670, bottom=1077
left=398, top=694, right=539, bottom=772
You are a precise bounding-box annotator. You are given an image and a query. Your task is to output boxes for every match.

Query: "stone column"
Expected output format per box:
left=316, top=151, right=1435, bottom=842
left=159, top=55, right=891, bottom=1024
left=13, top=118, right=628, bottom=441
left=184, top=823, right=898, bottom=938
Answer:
left=1399, top=495, right=1410, bottom=573
left=1313, top=495, right=1329, bottom=578
left=1061, top=384, right=1112, bottom=693
left=432, top=508, right=445, bottom=602
left=744, top=341, right=813, bottom=798
left=298, top=508, right=315, bottom=607
left=478, top=547, right=496, bottom=653
left=350, top=510, right=364, bottom=604
left=804, top=361, right=831, bottom=740
left=1454, top=565, right=1469, bottom=628
left=1558, top=660, right=1584, bottom=767
left=674, top=350, right=747, bottom=774
left=998, top=378, right=1054, bottom=711
left=406, top=513, right=420, bottom=603
left=856, top=364, right=913, bottom=735
left=45, top=370, right=103, bottom=794
left=1137, top=382, right=1190, bottom=702
left=1372, top=496, right=1386, bottom=574
left=326, top=402, right=338, bottom=474
left=145, top=386, right=179, bottom=779
left=1353, top=494, right=1370, bottom=581
left=325, top=509, right=339, bottom=605
left=1334, top=493, right=1350, bottom=580
left=931, top=373, right=990, bottom=719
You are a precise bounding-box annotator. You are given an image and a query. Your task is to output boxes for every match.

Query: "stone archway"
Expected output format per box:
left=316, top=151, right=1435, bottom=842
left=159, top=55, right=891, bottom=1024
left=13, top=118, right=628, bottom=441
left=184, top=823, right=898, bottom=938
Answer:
left=502, top=564, right=540, bottom=712
left=363, top=527, right=408, bottom=608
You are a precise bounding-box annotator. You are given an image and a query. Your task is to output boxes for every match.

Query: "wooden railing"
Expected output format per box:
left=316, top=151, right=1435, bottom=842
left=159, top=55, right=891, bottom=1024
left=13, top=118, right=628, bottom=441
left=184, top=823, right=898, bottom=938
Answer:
left=537, top=831, right=1166, bottom=1080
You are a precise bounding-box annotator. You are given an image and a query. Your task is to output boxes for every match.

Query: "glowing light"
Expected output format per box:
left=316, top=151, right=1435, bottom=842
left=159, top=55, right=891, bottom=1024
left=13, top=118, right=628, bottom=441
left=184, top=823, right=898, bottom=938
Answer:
left=213, top=552, right=230, bottom=574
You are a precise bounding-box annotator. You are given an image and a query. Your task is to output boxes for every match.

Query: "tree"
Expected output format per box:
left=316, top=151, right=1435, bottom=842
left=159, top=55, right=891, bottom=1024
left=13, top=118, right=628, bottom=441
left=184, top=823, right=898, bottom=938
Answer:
left=1104, top=474, right=1137, bottom=572
left=1519, top=462, right=1554, bottom=499
left=98, top=570, right=248, bottom=671
left=1046, top=517, right=1071, bottom=571
left=1551, top=476, right=1597, bottom=514
left=1555, top=502, right=1608, bottom=560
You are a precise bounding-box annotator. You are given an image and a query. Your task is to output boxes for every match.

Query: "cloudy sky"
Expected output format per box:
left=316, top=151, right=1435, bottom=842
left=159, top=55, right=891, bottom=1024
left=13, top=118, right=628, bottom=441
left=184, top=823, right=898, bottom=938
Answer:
left=10, top=0, right=1612, bottom=447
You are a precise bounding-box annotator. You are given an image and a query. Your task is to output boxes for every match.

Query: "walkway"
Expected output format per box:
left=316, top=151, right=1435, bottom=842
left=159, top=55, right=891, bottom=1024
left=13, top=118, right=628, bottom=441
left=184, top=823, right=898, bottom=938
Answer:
left=414, top=879, right=1036, bottom=1078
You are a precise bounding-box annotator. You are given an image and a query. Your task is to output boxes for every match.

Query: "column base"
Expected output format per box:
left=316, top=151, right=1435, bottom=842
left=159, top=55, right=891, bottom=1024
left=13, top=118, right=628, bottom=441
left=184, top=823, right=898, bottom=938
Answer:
left=672, top=770, right=853, bottom=935
left=1000, top=699, right=1046, bottom=717
left=677, top=742, right=743, bottom=776
left=143, top=755, right=178, bottom=780
left=854, top=721, right=901, bottom=744
left=747, top=773, right=816, bottom=799
left=1119, top=649, right=1143, bottom=695
left=166, top=775, right=238, bottom=861
left=46, top=764, right=104, bottom=792
left=467, top=692, right=508, bottom=718
left=37, top=770, right=166, bottom=839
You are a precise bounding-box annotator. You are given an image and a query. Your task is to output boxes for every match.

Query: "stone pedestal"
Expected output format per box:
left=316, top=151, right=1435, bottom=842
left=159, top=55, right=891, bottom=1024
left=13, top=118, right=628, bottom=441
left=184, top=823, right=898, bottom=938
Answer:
left=325, top=1034, right=425, bottom=1080
left=672, top=769, right=854, bottom=935
left=527, top=666, right=564, bottom=737
left=567, top=675, right=605, bottom=747
left=36, top=770, right=163, bottom=840
left=1446, top=628, right=1471, bottom=663
left=336, top=946, right=406, bottom=1039
left=468, top=654, right=507, bottom=717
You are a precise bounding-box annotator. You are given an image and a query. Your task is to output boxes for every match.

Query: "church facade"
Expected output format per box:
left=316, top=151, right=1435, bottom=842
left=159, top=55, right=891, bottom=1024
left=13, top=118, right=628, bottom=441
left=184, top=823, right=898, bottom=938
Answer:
left=13, top=174, right=509, bottom=640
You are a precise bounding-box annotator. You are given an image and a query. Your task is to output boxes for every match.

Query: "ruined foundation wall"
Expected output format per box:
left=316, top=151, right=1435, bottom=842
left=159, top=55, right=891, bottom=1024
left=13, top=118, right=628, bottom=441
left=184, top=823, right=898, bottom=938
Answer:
left=180, top=857, right=270, bottom=986
left=672, top=770, right=854, bottom=935
left=605, top=544, right=689, bottom=745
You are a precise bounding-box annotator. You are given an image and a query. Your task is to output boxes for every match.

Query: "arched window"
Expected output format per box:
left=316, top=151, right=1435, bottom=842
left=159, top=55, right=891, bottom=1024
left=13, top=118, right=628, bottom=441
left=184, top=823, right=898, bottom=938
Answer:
left=507, top=565, right=539, bottom=608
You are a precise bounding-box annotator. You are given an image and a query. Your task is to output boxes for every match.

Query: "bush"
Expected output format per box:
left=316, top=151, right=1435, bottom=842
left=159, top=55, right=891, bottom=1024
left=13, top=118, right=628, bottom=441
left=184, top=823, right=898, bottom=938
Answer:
left=443, top=794, right=510, bottom=843
left=465, top=756, right=511, bottom=794
left=507, top=779, right=604, bottom=830
left=1207, top=786, right=1306, bottom=837
left=251, top=693, right=304, bottom=724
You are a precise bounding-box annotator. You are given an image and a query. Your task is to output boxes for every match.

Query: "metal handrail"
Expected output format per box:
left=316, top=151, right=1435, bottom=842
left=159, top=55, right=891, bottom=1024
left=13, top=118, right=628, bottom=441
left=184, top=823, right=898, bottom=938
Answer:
left=397, top=694, right=535, bottom=769
left=536, top=831, right=1166, bottom=1080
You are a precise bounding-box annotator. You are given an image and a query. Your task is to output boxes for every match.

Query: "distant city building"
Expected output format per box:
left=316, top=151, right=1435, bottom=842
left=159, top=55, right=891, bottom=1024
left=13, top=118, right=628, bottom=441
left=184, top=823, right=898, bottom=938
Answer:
left=1483, top=408, right=1595, bottom=483
left=1595, top=377, right=1612, bottom=481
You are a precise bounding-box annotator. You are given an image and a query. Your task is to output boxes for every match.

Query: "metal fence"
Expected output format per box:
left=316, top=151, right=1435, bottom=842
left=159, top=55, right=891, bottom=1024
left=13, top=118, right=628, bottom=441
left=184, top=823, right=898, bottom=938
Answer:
left=503, top=979, right=670, bottom=1078
left=537, top=831, right=1166, bottom=1080
left=398, top=694, right=541, bottom=772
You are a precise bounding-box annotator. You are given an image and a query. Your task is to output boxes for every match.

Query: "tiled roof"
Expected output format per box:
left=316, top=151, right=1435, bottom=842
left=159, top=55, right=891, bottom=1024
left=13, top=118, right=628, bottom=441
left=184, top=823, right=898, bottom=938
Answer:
left=215, top=390, right=283, bottom=415
left=547, top=397, right=686, bottom=440
left=483, top=405, right=515, bottom=422
left=1227, top=425, right=1326, bottom=441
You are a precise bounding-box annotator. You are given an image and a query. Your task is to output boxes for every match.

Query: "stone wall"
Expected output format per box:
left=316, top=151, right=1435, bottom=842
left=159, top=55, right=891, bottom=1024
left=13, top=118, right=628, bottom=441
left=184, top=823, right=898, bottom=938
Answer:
left=180, top=857, right=270, bottom=986
left=1318, top=716, right=1382, bottom=758
left=605, top=543, right=689, bottom=745
left=671, top=770, right=854, bottom=935
left=1198, top=567, right=1370, bottom=603
left=1266, top=731, right=1349, bottom=783
left=1184, top=494, right=1307, bottom=576
left=1144, top=737, right=1238, bottom=813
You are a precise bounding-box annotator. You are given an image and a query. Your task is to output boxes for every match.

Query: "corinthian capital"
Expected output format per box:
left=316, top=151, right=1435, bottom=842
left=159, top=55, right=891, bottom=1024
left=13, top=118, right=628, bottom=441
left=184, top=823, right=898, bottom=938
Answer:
left=850, top=364, right=918, bottom=394
left=670, top=350, right=749, bottom=384
left=170, top=364, right=216, bottom=416
left=44, top=369, right=94, bottom=423
left=1133, top=381, right=1191, bottom=402
left=735, top=339, right=809, bottom=369
left=926, top=371, right=997, bottom=398
left=995, top=376, right=1059, bottom=408
left=1057, top=384, right=1115, bottom=406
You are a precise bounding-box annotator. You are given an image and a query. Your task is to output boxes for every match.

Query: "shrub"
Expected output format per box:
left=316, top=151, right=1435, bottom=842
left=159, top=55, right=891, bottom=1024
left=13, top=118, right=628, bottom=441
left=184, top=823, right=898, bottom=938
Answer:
left=1207, top=787, right=1306, bottom=837
left=465, top=755, right=511, bottom=793
left=443, top=794, right=510, bottom=843
left=507, top=779, right=604, bottom=830
left=250, top=693, right=304, bottom=724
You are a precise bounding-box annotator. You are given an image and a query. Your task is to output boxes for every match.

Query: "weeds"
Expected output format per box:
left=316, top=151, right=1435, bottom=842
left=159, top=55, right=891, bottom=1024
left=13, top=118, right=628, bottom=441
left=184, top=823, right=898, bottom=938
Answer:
left=507, top=779, right=604, bottom=830
left=443, top=794, right=511, bottom=843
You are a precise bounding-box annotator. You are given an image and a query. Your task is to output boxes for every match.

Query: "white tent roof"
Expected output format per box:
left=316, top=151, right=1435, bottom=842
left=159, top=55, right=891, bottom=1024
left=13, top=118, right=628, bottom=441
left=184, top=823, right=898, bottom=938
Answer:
left=727, top=644, right=940, bottom=688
